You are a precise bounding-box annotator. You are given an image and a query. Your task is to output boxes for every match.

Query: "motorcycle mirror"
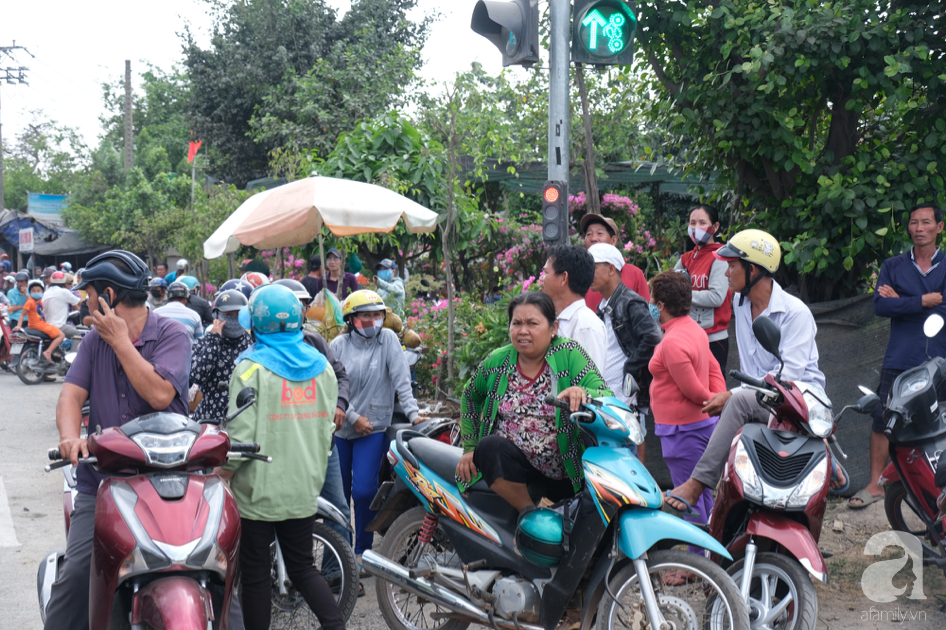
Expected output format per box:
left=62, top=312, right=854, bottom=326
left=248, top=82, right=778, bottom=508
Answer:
left=923, top=314, right=944, bottom=339
left=852, top=393, right=881, bottom=414
left=857, top=385, right=876, bottom=397
left=752, top=316, right=782, bottom=360
left=623, top=374, right=640, bottom=399
left=236, top=387, right=256, bottom=408
left=64, top=352, right=78, bottom=365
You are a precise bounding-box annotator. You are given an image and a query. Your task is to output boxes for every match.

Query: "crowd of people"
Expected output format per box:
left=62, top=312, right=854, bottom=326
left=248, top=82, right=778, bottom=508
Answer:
left=4, top=199, right=943, bottom=628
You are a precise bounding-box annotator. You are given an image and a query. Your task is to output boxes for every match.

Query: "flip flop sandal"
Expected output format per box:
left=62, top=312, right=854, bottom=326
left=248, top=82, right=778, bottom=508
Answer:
left=847, top=488, right=882, bottom=509
left=662, top=570, right=701, bottom=587
left=662, top=492, right=698, bottom=517
left=829, top=462, right=850, bottom=494
left=357, top=582, right=366, bottom=598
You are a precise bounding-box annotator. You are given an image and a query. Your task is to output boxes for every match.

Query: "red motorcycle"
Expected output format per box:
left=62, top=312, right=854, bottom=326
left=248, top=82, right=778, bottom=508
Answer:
left=710, top=316, right=878, bottom=630
left=0, top=305, right=13, bottom=371
left=878, top=314, right=946, bottom=576
left=39, top=388, right=266, bottom=629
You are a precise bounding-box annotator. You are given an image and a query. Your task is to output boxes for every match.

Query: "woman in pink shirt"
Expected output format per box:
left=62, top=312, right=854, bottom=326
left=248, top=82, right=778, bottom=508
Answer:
left=648, top=271, right=725, bottom=577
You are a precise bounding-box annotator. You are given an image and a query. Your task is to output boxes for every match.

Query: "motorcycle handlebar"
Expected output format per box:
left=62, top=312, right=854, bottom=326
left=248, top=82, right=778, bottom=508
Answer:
left=729, top=370, right=769, bottom=390
left=48, top=448, right=61, bottom=461
left=884, top=413, right=901, bottom=437
left=230, top=442, right=260, bottom=453
left=544, top=395, right=572, bottom=411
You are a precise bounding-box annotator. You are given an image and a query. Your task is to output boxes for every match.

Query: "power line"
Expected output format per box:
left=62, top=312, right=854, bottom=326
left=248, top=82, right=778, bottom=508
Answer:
left=1, top=40, right=33, bottom=219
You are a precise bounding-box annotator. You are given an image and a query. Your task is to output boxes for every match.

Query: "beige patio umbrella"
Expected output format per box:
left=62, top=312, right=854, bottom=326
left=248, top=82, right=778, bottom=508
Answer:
left=204, top=175, right=439, bottom=266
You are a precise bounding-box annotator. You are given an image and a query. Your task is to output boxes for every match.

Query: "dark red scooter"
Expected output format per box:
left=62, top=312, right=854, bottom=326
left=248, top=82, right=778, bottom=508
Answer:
left=39, top=388, right=267, bottom=629
left=878, top=314, right=946, bottom=576
left=709, top=316, right=878, bottom=630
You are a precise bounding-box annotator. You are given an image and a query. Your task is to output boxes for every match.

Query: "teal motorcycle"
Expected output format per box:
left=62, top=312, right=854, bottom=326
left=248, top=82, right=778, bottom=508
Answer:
left=364, top=379, right=749, bottom=630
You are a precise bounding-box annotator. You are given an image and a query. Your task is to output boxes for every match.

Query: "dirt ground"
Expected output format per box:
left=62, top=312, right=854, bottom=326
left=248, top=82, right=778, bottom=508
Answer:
left=812, top=496, right=945, bottom=629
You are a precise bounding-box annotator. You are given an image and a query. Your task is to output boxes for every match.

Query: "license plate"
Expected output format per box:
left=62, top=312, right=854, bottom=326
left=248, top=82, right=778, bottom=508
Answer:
left=11, top=343, right=23, bottom=355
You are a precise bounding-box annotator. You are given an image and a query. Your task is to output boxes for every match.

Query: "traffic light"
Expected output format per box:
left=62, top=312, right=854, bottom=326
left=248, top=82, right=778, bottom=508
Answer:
left=541, top=181, right=568, bottom=243
left=571, top=0, right=638, bottom=65
left=471, top=0, right=540, bottom=68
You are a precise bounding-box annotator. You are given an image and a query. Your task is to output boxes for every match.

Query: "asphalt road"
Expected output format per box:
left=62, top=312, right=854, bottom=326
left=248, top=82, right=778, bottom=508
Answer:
left=0, top=371, right=392, bottom=630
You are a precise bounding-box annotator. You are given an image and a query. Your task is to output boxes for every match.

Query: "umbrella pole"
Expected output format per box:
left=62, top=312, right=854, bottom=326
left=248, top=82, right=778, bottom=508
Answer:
left=318, top=227, right=327, bottom=303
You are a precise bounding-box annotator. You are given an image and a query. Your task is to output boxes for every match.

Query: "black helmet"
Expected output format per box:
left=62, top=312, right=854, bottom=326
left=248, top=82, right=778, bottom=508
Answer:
left=213, top=289, right=248, bottom=313
left=273, top=278, right=311, bottom=302
left=167, top=282, right=190, bottom=300
left=15, top=271, right=30, bottom=283
left=75, top=250, right=150, bottom=293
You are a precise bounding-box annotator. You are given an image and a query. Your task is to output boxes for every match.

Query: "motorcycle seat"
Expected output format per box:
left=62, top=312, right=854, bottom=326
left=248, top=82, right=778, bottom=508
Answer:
left=408, top=436, right=489, bottom=491
left=25, top=328, right=53, bottom=341
left=385, top=423, right=414, bottom=444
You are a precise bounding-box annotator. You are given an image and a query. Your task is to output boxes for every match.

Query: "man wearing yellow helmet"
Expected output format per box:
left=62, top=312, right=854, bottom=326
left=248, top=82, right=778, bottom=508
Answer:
left=664, top=229, right=831, bottom=514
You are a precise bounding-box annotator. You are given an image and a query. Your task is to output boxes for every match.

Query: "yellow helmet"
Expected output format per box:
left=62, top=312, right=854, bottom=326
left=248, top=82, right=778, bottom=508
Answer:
left=341, top=289, right=386, bottom=318
left=713, top=229, right=781, bottom=274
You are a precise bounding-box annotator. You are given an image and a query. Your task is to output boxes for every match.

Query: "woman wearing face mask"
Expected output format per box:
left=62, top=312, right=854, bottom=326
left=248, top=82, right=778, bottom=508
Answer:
left=673, top=204, right=733, bottom=374
left=373, top=258, right=405, bottom=316
left=188, top=289, right=252, bottom=423
left=329, top=290, right=424, bottom=562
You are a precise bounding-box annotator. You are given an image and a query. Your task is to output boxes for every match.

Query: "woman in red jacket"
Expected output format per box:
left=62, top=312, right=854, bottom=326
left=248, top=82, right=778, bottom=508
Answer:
left=673, top=205, right=732, bottom=373
left=648, top=271, right=725, bottom=582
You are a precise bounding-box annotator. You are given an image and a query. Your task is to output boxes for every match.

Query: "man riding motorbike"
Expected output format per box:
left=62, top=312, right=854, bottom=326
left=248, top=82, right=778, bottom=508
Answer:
left=42, top=250, right=192, bottom=630
left=664, top=229, right=844, bottom=513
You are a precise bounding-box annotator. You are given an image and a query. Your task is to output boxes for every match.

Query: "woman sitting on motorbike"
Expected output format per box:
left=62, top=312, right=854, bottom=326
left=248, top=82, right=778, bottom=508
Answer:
left=456, top=291, right=611, bottom=512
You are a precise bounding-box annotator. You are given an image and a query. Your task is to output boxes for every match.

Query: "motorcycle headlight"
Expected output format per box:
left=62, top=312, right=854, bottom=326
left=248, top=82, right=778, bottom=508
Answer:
left=131, top=431, right=197, bottom=468
left=799, top=383, right=834, bottom=438
left=734, top=441, right=762, bottom=501
left=786, top=458, right=829, bottom=508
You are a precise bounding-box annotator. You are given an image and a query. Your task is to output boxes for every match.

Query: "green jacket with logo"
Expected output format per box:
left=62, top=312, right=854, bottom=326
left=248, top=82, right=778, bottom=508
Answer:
left=222, top=359, right=338, bottom=521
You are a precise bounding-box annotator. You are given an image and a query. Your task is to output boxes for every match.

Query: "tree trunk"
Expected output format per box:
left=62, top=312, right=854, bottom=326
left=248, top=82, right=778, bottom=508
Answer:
left=575, top=64, right=600, bottom=215
left=443, top=92, right=460, bottom=389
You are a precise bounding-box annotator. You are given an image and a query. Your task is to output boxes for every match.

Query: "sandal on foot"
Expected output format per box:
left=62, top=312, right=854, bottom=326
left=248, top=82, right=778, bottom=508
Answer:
left=847, top=488, right=882, bottom=509
left=662, top=492, right=698, bottom=517
left=662, top=570, right=700, bottom=586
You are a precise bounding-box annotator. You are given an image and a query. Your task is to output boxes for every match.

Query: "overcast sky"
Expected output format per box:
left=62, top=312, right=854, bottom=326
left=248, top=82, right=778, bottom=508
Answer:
left=0, top=0, right=534, bottom=151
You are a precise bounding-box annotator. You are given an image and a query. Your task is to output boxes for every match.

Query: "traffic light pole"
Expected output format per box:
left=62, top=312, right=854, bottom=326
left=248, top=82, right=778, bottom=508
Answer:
left=547, top=0, right=570, bottom=244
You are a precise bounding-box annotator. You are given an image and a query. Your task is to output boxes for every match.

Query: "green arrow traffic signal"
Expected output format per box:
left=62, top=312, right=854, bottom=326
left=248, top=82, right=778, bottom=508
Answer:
left=572, top=0, right=637, bottom=65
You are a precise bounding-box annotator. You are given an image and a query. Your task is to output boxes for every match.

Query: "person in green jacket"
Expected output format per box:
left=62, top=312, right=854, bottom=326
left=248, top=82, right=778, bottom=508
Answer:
left=219, top=284, right=345, bottom=630
left=456, top=291, right=612, bottom=512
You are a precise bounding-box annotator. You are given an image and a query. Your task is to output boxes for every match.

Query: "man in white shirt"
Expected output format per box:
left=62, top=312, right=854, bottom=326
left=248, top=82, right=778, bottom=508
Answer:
left=541, top=244, right=606, bottom=370
left=43, top=271, right=81, bottom=338
left=155, top=282, right=204, bottom=345
left=665, top=229, right=828, bottom=514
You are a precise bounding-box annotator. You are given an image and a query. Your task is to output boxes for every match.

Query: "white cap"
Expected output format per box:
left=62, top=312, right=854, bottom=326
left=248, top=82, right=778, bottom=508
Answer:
left=3, top=275, right=14, bottom=283
left=588, top=243, right=625, bottom=271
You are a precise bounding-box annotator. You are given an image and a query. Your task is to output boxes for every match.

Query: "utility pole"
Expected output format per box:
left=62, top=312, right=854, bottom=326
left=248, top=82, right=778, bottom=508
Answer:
left=0, top=41, right=33, bottom=217
left=124, top=60, right=133, bottom=171
left=547, top=0, right=571, bottom=244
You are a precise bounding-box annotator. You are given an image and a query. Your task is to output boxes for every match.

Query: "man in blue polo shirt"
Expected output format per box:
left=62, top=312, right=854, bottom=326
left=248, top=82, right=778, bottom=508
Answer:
left=850, top=202, right=946, bottom=508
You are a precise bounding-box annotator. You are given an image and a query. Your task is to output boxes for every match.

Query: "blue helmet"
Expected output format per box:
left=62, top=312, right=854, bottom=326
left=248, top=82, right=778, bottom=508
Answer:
left=177, top=275, right=200, bottom=291
left=149, top=277, right=169, bottom=289
left=219, top=278, right=253, bottom=300
left=238, top=284, right=303, bottom=335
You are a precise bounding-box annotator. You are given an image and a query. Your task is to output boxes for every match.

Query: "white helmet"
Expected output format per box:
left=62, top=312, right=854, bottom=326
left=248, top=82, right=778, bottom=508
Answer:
left=176, top=259, right=189, bottom=270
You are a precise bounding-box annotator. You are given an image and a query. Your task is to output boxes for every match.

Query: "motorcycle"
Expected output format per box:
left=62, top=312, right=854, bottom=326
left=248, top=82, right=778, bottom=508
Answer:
left=10, top=324, right=88, bottom=385
left=366, top=378, right=750, bottom=630
left=0, top=305, right=13, bottom=371
left=366, top=415, right=460, bottom=537
left=711, top=315, right=879, bottom=630
left=878, top=313, right=946, bottom=576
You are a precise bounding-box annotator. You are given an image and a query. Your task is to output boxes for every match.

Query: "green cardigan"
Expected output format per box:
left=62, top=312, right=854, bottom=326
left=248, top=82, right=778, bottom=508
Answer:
left=457, top=336, right=612, bottom=493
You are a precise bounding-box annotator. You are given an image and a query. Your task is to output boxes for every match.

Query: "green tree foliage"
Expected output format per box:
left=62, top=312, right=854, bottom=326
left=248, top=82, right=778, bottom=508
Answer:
left=62, top=169, right=192, bottom=265
left=2, top=113, right=88, bottom=211
left=635, top=1, right=945, bottom=301
left=183, top=0, right=432, bottom=186
left=98, top=65, right=193, bottom=180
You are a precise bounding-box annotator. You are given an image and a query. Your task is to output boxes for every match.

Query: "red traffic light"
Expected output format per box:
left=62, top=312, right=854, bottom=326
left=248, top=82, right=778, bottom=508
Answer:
left=543, top=186, right=560, bottom=203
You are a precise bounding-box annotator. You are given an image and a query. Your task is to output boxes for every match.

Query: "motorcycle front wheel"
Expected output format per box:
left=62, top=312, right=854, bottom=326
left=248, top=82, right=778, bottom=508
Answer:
left=270, top=521, right=358, bottom=629
left=16, top=345, right=45, bottom=385
left=597, top=549, right=750, bottom=630
left=376, top=506, right=468, bottom=630
left=727, top=552, right=815, bottom=630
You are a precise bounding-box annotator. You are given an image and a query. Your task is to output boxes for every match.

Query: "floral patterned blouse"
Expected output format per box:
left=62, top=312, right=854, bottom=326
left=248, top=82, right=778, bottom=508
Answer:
left=496, top=361, right=565, bottom=480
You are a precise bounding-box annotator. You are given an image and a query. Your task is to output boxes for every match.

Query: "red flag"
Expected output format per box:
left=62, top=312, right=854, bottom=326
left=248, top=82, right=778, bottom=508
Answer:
left=187, top=140, right=203, bottom=163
